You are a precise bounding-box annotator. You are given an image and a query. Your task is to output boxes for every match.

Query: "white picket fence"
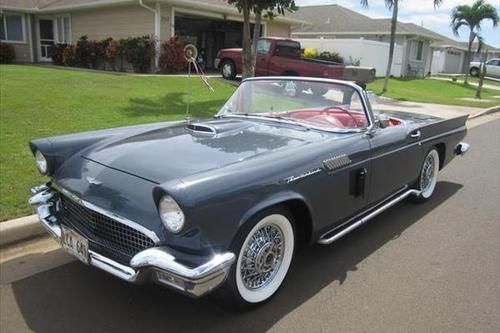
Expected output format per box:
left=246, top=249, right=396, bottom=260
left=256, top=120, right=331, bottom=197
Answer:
left=295, top=38, right=403, bottom=77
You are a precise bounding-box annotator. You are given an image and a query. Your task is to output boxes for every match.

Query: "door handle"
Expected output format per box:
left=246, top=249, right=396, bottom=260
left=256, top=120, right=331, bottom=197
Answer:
left=410, top=130, right=421, bottom=139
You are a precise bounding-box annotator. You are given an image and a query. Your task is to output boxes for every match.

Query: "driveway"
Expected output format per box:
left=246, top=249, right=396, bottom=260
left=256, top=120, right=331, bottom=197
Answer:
left=372, top=95, right=485, bottom=119
left=1, top=118, right=499, bottom=333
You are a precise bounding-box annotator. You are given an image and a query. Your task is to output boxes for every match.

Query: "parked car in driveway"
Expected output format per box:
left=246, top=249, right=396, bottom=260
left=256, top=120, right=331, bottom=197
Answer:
left=29, top=77, right=469, bottom=308
left=469, top=58, right=500, bottom=77
left=215, top=38, right=376, bottom=88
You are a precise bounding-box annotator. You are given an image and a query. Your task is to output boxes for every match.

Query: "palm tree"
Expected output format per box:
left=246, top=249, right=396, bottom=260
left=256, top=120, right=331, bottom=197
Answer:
left=451, top=0, right=499, bottom=84
left=361, top=0, right=443, bottom=93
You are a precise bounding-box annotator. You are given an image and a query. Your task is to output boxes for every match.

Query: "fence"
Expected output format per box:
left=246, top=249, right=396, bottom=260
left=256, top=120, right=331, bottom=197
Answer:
left=295, top=38, right=403, bottom=77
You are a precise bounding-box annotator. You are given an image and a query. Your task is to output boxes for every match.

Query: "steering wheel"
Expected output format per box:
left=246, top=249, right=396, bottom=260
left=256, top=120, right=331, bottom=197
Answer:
left=320, top=106, right=360, bottom=128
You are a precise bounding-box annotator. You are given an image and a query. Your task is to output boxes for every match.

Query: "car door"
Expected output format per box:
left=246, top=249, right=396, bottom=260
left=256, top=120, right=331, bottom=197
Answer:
left=485, top=59, right=500, bottom=77
left=367, top=125, right=423, bottom=205
left=255, top=39, right=272, bottom=76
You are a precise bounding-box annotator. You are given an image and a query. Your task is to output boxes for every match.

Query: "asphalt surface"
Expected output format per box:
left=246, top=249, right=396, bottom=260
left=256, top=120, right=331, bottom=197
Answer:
left=1, top=118, right=499, bottom=333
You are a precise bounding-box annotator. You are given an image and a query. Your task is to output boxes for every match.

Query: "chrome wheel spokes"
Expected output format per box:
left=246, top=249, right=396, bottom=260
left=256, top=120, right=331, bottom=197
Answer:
left=240, top=224, right=284, bottom=290
left=421, top=154, right=435, bottom=192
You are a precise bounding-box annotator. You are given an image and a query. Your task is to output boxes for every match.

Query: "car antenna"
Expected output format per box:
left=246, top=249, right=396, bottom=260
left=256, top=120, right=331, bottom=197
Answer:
left=183, top=44, right=214, bottom=123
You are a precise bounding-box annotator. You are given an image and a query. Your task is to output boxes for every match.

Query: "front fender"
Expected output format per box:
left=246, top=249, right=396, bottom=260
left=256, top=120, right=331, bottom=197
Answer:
left=238, top=190, right=314, bottom=236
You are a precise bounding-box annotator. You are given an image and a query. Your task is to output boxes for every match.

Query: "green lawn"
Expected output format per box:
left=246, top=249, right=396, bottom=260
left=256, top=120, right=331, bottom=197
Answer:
left=367, top=78, right=500, bottom=108
left=0, top=65, right=236, bottom=221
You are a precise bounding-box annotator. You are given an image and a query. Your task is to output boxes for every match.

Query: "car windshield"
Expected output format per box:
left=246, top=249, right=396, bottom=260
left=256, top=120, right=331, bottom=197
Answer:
left=217, top=79, right=369, bottom=132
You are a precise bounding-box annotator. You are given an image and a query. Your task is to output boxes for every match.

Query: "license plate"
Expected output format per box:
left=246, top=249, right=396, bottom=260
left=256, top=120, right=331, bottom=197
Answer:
left=61, top=226, right=89, bottom=264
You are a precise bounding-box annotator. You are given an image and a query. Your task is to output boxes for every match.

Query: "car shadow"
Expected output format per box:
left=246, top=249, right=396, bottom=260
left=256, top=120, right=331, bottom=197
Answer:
left=8, top=181, right=462, bottom=333
left=122, top=92, right=227, bottom=119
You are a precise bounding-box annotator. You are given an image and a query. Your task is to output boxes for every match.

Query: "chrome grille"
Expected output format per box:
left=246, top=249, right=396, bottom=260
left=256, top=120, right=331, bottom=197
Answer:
left=59, top=195, right=155, bottom=257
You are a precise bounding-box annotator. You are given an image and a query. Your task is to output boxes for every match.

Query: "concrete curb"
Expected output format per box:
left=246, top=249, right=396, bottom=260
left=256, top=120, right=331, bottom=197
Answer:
left=0, top=215, right=44, bottom=247
left=469, top=105, right=500, bottom=119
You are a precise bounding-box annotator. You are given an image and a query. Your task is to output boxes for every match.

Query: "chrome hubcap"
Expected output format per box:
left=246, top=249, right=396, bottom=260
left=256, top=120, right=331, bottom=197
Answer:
left=240, top=224, right=284, bottom=290
left=421, top=154, right=436, bottom=192
left=222, top=64, right=232, bottom=77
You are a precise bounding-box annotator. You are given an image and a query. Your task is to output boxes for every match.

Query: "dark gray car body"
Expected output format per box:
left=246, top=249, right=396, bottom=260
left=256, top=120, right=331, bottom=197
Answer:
left=29, top=78, right=468, bottom=277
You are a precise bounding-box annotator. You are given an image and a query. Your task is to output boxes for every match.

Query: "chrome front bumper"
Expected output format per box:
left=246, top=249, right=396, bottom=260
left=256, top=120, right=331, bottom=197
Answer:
left=29, top=185, right=235, bottom=298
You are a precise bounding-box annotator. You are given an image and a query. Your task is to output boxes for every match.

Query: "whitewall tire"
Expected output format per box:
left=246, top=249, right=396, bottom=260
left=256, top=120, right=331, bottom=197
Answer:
left=414, top=148, right=440, bottom=202
left=216, top=208, right=295, bottom=308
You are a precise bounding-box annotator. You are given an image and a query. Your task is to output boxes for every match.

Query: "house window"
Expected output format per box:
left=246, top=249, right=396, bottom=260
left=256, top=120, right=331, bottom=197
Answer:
left=56, top=15, right=71, bottom=43
left=0, top=14, right=25, bottom=42
left=410, top=40, right=424, bottom=61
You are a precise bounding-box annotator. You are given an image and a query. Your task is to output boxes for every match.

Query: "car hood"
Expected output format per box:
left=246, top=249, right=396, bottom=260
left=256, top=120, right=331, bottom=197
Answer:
left=82, top=118, right=327, bottom=184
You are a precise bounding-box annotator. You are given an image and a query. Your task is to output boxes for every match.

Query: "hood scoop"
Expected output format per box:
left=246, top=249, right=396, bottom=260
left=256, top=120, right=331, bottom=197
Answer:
left=186, top=123, right=217, bottom=135
left=186, top=119, right=251, bottom=136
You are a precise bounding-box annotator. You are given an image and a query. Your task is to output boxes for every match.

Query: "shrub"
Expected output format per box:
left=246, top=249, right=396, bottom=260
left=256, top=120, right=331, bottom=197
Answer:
left=317, top=51, right=344, bottom=64
left=74, top=35, right=107, bottom=69
left=0, top=43, right=16, bottom=64
left=125, top=36, right=156, bottom=73
left=159, top=36, right=185, bottom=74
left=62, top=45, right=76, bottom=66
left=104, top=39, right=125, bottom=71
left=48, top=43, right=67, bottom=65
left=303, top=47, right=318, bottom=58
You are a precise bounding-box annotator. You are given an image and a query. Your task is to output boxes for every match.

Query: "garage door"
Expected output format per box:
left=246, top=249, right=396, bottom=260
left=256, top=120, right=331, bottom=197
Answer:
left=443, top=51, right=461, bottom=73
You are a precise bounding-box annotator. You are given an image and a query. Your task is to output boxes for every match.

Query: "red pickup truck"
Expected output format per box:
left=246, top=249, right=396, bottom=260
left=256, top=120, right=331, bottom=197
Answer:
left=214, top=37, right=376, bottom=88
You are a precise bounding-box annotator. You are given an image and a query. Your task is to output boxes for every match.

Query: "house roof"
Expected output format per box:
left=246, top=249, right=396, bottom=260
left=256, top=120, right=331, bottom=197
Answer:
left=291, top=4, right=499, bottom=52
left=290, top=4, right=440, bottom=38
left=0, top=0, right=304, bottom=24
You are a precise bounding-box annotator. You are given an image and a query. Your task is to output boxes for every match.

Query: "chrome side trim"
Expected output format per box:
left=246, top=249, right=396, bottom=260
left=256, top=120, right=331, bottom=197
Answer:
left=318, top=188, right=421, bottom=245
left=50, top=182, right=161, bottom=244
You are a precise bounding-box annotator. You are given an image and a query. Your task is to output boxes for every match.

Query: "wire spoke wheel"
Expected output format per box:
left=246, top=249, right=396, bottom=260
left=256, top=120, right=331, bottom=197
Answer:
left=419, top=149, right=440, bottom=199
left=235, top=213, right=294, bottom=304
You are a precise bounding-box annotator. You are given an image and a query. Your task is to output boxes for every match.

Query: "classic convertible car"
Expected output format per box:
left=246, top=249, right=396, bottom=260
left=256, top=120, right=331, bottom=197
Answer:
left=29, top=77, right=469, bottom=307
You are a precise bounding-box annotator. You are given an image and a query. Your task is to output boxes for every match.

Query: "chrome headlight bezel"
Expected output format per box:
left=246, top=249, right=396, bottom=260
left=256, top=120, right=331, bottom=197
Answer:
left=35, top=150, right=48, bottom=174
left=158, top=195, right=185, bottom=234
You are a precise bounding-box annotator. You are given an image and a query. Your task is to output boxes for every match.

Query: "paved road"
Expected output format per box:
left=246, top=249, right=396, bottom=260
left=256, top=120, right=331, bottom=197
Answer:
left=1, top=119, right=499, bottom=333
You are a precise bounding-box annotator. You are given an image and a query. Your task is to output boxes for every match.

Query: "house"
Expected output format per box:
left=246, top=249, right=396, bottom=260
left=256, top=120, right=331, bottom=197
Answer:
left=430, top=38, right=500, bottom=75
left=0, top=0, right=299, bottom=69
left=291, top=4, right=439, bottom=77
left=291, top=4, right=500, bottom=77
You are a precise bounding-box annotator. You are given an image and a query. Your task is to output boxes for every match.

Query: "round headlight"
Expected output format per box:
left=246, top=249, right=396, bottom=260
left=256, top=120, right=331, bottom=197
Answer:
left=158, top=195, right=185, bottom=233
left=35, top=150, right=48, bottom=174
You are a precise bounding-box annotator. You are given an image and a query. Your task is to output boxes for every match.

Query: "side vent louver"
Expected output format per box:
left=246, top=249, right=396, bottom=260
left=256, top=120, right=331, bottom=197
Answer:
left=186, top=123, right=217, bottom=135
left=323, top=154, right=352, bottom=171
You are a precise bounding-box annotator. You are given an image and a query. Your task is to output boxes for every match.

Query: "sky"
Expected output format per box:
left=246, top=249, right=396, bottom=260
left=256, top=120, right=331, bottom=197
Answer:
left=295, top=0, right=500, bottom=48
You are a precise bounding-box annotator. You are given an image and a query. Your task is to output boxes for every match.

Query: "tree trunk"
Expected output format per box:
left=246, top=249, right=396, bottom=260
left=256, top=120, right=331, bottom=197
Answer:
left=383, top=0, right=398, bottom=93
left=475, top=50, right=487, bottom=99
left=241, top=1, right=253, bottom=79
left=251, top=10, right=262, bottom=76
left=464, top=32, right=474, bottom=85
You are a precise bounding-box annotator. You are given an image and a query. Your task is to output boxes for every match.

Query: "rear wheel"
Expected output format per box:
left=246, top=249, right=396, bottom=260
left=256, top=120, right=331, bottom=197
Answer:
left=469, top=67, right=479, bottom=77
left=216, top=208, right=295, bottom=308
left=220, top=60, right=236, bottom=80
left=412, top=148, right=440, bottom=202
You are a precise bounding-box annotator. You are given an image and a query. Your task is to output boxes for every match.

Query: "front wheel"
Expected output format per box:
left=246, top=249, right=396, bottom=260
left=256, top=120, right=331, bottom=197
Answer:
left=412, top=148, right=440, bottom=202
left=216, top=208, right=295, bottom=308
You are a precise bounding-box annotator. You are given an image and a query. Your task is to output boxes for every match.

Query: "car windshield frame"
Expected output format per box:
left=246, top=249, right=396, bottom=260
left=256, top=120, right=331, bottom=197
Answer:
left=216, top=77, right=374, bottom=134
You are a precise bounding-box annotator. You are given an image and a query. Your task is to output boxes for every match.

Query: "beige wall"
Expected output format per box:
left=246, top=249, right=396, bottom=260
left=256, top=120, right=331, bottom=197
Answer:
left=9, top=43, right=31, bottom=62
left=267, top=21, right=290, bottom=37
left=71, top=5, right=155, bottom=41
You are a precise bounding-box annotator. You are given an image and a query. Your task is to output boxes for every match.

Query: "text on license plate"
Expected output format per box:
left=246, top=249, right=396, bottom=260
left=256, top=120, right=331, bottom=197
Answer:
left=61, top=226, right=89, bottom=264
